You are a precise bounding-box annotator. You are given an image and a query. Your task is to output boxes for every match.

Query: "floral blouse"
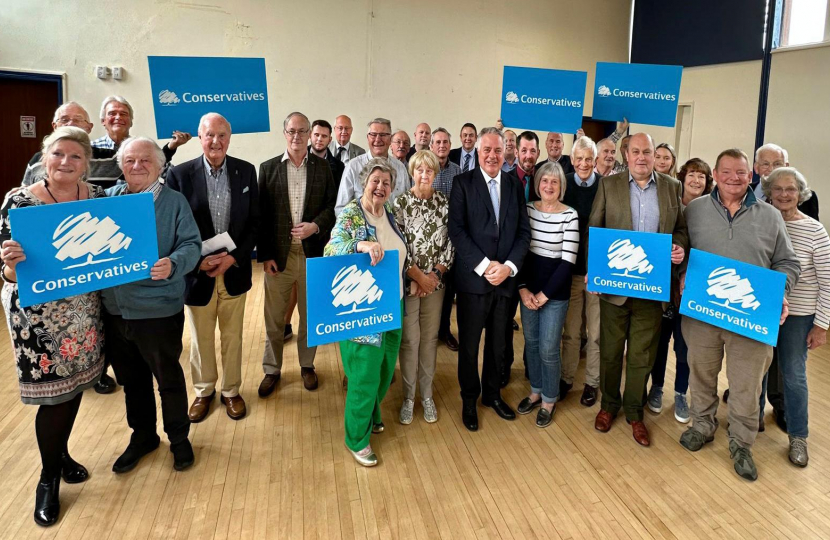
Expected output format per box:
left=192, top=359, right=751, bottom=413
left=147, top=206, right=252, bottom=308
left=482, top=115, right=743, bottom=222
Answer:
left=393, top=190, right=454, bottom=290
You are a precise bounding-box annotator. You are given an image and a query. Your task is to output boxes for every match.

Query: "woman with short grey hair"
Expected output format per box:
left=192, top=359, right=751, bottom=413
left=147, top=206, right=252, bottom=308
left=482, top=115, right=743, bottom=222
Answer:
left=762, top=166, right=828, bottom=467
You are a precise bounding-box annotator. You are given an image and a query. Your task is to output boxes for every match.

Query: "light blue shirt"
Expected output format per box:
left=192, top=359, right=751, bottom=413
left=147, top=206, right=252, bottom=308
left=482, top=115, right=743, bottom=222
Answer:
left=628, top=172, right=659, bottom=232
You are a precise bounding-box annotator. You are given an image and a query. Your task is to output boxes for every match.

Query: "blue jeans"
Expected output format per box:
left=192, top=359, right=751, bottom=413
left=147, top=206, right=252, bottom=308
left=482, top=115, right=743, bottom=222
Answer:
left=775, top=314, right=813, bottom=438
left=521, top=298, right=569, bottom=403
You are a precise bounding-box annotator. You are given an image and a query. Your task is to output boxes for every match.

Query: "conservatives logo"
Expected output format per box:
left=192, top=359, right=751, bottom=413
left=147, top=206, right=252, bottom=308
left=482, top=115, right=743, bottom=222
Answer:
left=705, top=267, right=761, bottom=315
left=158, top=89, right=180, bottom=106
left=503, top=91, right=581, bottom=108
left=607, top=239, right=653, bottom=279
left=596, top=83, right=677, bottom=101
left=331, top=265, right=383, bottom=315
left=505, top=91, right=520, bottom=104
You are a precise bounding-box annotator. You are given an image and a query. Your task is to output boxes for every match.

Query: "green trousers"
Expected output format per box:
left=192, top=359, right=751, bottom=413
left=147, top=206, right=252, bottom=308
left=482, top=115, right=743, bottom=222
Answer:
left=339, top=305, right=403, bottom=452
left=599, top=297, right=664, bottom=421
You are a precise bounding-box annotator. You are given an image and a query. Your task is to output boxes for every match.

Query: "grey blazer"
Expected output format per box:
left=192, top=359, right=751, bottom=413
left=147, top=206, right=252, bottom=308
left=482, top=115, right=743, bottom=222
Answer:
left=328, top=141, right=366, bottom=162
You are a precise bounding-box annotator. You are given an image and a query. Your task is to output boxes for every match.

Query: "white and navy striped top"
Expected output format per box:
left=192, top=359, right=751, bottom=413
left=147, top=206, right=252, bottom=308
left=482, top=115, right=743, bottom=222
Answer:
left=527, top=203, right=579, bottom=263
left=784, top=217, right=830, bottom=329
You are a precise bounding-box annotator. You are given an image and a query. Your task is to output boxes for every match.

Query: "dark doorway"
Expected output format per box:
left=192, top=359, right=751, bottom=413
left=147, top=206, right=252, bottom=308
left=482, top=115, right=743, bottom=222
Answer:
left=0, top=71, right=63, bottom=195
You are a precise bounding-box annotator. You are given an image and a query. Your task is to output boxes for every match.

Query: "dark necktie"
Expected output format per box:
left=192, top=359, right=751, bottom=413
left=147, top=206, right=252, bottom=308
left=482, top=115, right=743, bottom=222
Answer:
left=582, top=180, right=588, bottom=187
left=463, top=153, right=472, bottom=172
left=337, top=146, right=346, bottom=159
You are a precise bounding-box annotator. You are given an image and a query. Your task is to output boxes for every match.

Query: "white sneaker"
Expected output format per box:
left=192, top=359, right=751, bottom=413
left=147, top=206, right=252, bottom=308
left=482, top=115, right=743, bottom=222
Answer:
left=423, top=398, right=438, bottom=423
left=399, top=399, right=414, bottom=425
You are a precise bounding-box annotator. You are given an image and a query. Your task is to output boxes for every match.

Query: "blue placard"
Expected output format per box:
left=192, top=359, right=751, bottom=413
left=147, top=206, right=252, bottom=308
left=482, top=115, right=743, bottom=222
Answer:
left=500, top=66, right=587, bottom=133
left=587, top=227, right=671, bottom=301
left=592, top=62, right=683, bottom=127
left=9, top=193, right=159, bottom=308
left=306, top=251, right=402, bottom=347
left=148, top=56, right=270, bottom=138
left=679, top=249, right=786, bottom=346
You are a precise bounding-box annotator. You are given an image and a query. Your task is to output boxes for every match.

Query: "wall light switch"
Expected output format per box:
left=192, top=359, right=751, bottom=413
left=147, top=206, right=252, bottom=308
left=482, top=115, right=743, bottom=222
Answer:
left=112, top=66, right=123, bottom=80
left=95, top=65, right=110, bottom=79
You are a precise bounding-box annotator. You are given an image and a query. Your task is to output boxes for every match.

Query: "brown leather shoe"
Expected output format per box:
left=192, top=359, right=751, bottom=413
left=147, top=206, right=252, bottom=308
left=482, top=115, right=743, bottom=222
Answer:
left=628, top=420, right=651, bottom=446
left=580, top=384, right=598, bottom=407
left=220, top=394, right=247, bottom=420
left=188, top=391, right=215, bottom=423
left=595, top=409, right=615, bottom=432
left=301, top=367, right=318, bottom=390
left=258, top=373, right=280, bottom=397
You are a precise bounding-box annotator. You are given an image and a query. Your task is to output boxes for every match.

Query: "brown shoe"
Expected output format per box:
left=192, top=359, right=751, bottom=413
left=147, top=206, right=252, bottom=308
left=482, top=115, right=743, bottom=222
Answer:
left=220, top=394, right=247, bottom=420
left=258, top=373, right=280, bottom=397
left=580, top=384, right=598, bottom=407
left=188, top=391, right=215, bottom=423
left=342, top=375, right=348, bottom=390
left=628, top=419, right=650, bottom=446
left=442, top=333, right=460, bottom=352
left=595, top=409, right=615, bottom=432
left=301, top=367, right=318, bottom=390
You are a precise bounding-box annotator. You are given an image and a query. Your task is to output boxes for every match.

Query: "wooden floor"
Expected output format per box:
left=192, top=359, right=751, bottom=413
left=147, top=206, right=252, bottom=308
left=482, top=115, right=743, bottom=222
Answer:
left=1, top=267, right=830, bottom=539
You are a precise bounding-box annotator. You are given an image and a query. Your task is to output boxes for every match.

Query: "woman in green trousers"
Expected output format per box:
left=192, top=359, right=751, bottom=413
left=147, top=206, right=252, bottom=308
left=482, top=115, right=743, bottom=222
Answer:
left=325, top=158, right=407, bottom=466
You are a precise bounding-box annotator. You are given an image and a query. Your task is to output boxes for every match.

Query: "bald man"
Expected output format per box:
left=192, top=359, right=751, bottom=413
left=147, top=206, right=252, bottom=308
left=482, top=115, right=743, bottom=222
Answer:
left=328, top=115, right=366, bottom=164
left=406, top=122, right=432, bottom=161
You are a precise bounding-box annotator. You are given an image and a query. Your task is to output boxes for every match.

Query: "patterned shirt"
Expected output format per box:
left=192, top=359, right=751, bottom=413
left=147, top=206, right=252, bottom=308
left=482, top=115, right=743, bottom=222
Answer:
left=629, top=172, right=659, bottom=232
left=282, top=152, right=308, bottom=244
left=91, top=134, right=116, bottom=149
left=393, top=190, right=455, bottom=291
left=433, top=161, right=462, bottom=198
left=203, top=156, right=231, bottom=235
left=125, top=179, right=164, bottom=201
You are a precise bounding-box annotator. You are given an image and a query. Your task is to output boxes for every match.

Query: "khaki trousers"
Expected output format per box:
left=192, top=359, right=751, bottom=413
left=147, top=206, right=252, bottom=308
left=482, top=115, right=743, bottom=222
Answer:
left=561, top=276, right=601, bottom=387
left=187, top=275, right=247, bottom=398
left=400, top=289, right=444, bottom=400
left=262, top=245, right=316, bottom=374
left=682, top=317, right=773, bottom=448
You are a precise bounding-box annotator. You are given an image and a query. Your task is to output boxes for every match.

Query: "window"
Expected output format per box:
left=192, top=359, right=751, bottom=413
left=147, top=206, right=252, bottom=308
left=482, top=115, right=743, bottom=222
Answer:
left=777, top=0, right=829, bottom=48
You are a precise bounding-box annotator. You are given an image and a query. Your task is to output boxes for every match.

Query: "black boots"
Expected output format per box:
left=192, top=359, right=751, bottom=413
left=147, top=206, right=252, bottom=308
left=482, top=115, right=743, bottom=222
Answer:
left=60, top=452, right=89, bottom=484
left=34, top=476, right=60, bottom=527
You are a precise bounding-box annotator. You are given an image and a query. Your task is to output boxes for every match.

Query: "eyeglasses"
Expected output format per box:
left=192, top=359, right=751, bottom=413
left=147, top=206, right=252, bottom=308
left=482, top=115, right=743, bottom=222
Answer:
left=368, top=132, right=391, bottom=139
left=285, top=129, right=309, bottom=138
left=57, top=116, right=90, bottom=125
left=771, top=186, right=799, bottom=195
left=334, top=126, right=352, bottom=132
left=391, top=139, right=409, bottom=146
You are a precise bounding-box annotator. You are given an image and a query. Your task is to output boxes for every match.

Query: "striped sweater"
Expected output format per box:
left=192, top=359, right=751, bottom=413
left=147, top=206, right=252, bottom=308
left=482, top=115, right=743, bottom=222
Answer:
left=784, top=217, right=830, bottom=329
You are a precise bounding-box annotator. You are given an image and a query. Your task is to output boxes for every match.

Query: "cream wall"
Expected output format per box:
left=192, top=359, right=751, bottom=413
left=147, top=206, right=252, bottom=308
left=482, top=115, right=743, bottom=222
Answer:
left=0, top=0, right=630, bottom=168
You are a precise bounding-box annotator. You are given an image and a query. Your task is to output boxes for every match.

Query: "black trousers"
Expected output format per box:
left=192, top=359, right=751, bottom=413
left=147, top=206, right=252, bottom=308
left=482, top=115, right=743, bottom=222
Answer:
left=456, top=290, right=511, bottom=403
left=105, top=310, right=190, bottom=445
left=439, top=267, right=456, bottom=337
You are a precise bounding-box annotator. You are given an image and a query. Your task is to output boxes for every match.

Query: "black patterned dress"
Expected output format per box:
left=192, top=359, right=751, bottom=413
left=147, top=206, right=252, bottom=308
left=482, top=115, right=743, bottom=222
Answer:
left=0, top=185, right=105, bottom=405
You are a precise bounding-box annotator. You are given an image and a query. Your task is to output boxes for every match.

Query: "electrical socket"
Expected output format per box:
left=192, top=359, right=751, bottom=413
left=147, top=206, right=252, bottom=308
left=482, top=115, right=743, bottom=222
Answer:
left=112, top=66, right=123, bottom=80
left=95, top=65, right=110, bottom=79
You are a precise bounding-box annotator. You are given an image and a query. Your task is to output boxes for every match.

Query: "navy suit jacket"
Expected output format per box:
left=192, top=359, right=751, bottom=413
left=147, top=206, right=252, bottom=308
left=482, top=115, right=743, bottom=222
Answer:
left=449, top=147, right=479, bottom=170
left=448, top=168, right=531, bottom=296
left=166, top=155, right=259, bottom=306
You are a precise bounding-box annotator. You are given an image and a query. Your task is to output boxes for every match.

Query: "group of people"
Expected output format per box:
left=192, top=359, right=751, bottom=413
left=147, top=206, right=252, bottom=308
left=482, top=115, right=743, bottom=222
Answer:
left=2, top=95, right=827, bottom=528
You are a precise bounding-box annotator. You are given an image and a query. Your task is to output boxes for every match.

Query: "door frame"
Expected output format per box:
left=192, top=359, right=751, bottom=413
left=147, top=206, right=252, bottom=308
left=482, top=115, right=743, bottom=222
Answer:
left=0, top=67, right=66, bottom=104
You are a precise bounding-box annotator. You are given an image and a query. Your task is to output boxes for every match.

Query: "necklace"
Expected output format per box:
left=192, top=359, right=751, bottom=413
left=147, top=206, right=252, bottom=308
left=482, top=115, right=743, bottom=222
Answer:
left=44, top=180, right=80, bottom=204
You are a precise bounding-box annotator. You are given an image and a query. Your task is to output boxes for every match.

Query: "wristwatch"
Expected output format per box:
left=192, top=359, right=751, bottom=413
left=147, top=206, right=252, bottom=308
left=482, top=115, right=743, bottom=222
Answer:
left=432, top=268, right=443, bottom=281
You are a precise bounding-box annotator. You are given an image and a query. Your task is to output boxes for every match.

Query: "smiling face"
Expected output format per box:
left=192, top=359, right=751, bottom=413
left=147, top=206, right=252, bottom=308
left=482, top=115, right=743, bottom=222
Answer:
left=121, top=141, right=162, bottom=192
left=517, top=137, right=538, bottom=172
left=363, top=169, right=393, bottom=206
left=284, top=115, right=310, bottom=155
left=53, top=103, right=93, bottom=133
left=597, top=139, right=616, bottom=170
left=625, top=134, right=655, bottom=179
left=199, top=116, right=231, bottom=167
left=713, top=154, right=751, bottom=199
left=682, top=170, right=708, bottom=201
left=334, top=116, right=353, bottom=146
left=478, top=133, right=504, bottom=177
left=367, top=122, right=392, bottom=157
left=44, top=140, right=87, bottom=185
left=537, top=174, right=561, bottom=204
left=545, top=132, right=564, bottom=160
left=460, top=127, right=477, bottom=151
left=572, top=147, right=595, bottom=180
left=654, top=147, right=674, bottom=175
left=769, top=174, right=800, bottom=214
left=504, top=131, right=517, bottom=159
left=102, top=101, right=132, bottom=143
left=754, top=148, right=787, bottom=179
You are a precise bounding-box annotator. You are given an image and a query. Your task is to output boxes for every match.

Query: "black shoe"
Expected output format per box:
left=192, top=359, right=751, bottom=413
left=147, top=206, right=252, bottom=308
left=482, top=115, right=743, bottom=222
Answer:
left=758, top=417, right=765, bottom=433
left=462, top=402, right=478, bottom=432
left=94, top=372, right=117, bottom=394
left=171, top=439, right=195, bottom=471
left=723, top=388, right=730, bottom=403
left=773, top=408, right=788, bottom=432
left=580, top=384, right=598, bottom=407
left=500, top=369, right=510, bottom=389
left=482, top=398, right=516, bottom=420
left=60, top=453, right=89, bottom=484
left=284, top=323, right=294, bottom=341
left=112, top=435, right=161, bottom=474
left=512, top=319, right=519, bottom=331
left=536, top=405, right=555, bottom=428
left=517, top=397, right=542, bottom=415
left=559, top=380, right=574, bottom=400
left=33, top=476, right=60, bottom=527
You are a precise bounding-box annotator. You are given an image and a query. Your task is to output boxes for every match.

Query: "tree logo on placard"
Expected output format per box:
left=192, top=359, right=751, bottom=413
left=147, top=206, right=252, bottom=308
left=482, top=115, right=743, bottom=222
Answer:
left=607, top=239, right=653, bottom=279
left=598, top=85, right=612, bottom=97
left=52, top=212, right=133, bottom=270
left=706, top=267, right=761, bottom=314
left=505, top=91, right=520, bottom=104
left=331, top=265, right=384, bottom=315
left=158, top=89, right=180, bottom=106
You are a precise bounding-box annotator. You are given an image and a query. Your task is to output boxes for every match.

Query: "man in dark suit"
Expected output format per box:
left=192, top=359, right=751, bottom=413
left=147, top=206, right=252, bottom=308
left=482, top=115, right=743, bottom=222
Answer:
left=448, top=123, right=480, bottom=172
left=542, top=132, right=574, bottom=175
left=309, top=119, right=345, bottom=187
left=449, top=127, right=532, bottom=431
left=166, top=113, right=259, bottom=422
left=257, top=112, right=337, bottom=397
left=329, top=115, right=366, bottom=165
left=588, top=133, right=688, bottom=447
